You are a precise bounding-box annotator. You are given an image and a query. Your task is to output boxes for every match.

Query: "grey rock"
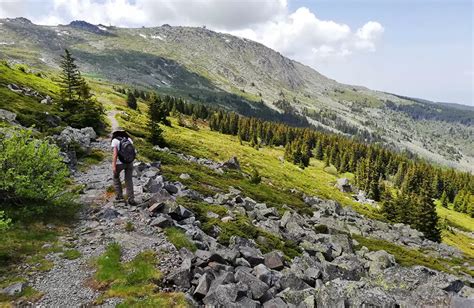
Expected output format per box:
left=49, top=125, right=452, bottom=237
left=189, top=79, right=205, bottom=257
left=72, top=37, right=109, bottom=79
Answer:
left=221, top=156, right=240, bottom=170
left=1, top=282, right=24, bottom=296
left=101, top=208, right=119, bottom=220
left=150, top=214, right=173, bottom=228
left=164, top=183, right=179, bottom=194
left=235, top=268, right=270, bottom=300
left=179, top=173, right=191, bottom=180
left=263, top=297, right=288, bottom=308
left=335, top=178, right=352, bottom=193
left=202, top=283, right=239, bottom=305
left=280, top=271, right=311, bottom=291
left=144, top=178, right=163, bottom=193
left=194, top=273, right=213, bottom=298
left=240, top=246, right=264, bottom=266
left=365, top=250, right=396, bottom=275
left=0, top=109, right=17, bottom=124
left=277, top=288, right=316, bottom=306
left=264, top=251, right=285, bottom=270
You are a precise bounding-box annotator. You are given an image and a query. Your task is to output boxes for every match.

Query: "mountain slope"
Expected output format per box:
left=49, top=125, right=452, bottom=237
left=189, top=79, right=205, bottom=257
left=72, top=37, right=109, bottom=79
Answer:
left=0, top=17, right=473, bottom=172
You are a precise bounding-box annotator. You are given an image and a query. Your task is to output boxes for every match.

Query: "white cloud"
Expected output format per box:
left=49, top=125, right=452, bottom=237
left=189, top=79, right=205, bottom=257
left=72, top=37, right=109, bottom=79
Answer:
left=0, top=0, right=384, bottom=63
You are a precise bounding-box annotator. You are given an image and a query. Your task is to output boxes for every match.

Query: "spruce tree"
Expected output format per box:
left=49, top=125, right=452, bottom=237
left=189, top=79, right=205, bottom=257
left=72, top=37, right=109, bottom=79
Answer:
left=440, top=190, right=449, bottom=208
left=59, top=49, right=82, bottom=103
left=58, top=49, right=104, bottom=131
left=148, top=94, right=165, bottom=146
left=127, top=92, right=137, bottom=110
left=414, top=188, right=441, bottom=242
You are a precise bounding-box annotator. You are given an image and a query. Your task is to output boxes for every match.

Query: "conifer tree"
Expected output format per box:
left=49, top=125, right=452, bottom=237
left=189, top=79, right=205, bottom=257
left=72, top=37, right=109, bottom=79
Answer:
left=413, top=188, right=441, bottom=242
left=440, top=190, right=449, bottom=208
left=58, top=49, right=104, bottom=131
left=148, top=94, right=165, bottom=146
left=126, top=92, right=137, bottom=110
left=59, top=49, right=82, bottom=103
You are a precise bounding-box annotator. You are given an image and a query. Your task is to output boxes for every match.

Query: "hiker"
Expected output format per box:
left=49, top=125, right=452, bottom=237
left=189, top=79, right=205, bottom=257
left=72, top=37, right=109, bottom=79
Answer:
left=111, top=128, right=137, bottom=205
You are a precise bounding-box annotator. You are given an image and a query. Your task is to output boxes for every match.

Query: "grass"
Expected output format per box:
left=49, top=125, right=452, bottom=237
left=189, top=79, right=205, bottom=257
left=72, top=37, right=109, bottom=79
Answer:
left=353, top=234, right=474, bottom=278
left=165, top=227, right=197, bottom=252
left=77, top=149, right=107, bottom=172
left=435, top=202, right=474, bottom=258
left=0, top=223, right=66, bottom=305
left=93, top=243, right=185, bottom=306
left=125, top=221, right=135, bottom=232
left=61, top=249, right=81, bottom=260
left=0, top=62, right=64, bottom=132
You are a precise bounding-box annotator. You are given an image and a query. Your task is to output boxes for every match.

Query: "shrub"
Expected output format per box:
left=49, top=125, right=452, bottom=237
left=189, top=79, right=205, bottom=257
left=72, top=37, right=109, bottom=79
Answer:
left=0, top=129, right=71, bottom=210
left=249, top=167, right=261, bottom=184
left=0, top=211, right=11, bottom=231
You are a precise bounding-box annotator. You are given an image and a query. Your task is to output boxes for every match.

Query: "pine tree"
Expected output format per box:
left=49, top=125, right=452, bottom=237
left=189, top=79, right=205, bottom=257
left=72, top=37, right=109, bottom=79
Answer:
left=453, top=191, right=464, bottom=212
left=148, top=94, right=165, bottom=146
left=57, top=49, right=104, bottom=131
left=440, top=190, right=449, bottom=208
left=59, top=49, right=82, bottom=103
left=413, top=188, right=441, bottom=242
left=127, top=92, right=137, bottom=110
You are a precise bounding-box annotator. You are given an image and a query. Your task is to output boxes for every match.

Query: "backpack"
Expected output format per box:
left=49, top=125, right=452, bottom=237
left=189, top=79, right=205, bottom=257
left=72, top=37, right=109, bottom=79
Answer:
left=117, top=137, right=136, bottom=163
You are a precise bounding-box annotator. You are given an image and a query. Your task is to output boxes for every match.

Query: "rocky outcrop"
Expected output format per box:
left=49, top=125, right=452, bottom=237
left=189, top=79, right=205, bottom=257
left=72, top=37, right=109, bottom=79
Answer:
left=54, top=126, right=97, bottom=167
left=107, top=154, right=472, bottom=307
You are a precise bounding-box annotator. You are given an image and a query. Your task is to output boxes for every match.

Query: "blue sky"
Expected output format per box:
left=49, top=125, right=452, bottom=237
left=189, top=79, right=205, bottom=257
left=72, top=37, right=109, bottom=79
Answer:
left=0, top=0, right=472, bottom=105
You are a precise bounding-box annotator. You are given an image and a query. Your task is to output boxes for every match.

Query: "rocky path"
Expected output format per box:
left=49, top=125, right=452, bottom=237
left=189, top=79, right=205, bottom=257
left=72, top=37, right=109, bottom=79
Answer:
left=30, top=137, right=180, bottom=307
left=107, top=110, right=120, bottom=132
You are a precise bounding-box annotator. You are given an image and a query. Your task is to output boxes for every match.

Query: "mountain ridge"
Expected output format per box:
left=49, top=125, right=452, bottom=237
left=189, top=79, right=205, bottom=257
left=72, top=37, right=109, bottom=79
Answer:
left=0, top=17, right=473, bottom=172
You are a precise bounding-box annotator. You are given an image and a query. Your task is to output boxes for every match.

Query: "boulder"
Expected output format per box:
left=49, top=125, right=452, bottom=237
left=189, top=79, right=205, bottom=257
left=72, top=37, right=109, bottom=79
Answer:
left=0, top=282, right=24, bottom=296
left=193, top=273, right=213, bottom=299
left=335, top=178, right=352, bottom=193
left=0, top=109, right=17, bottom=124
left=150, top=214, right=173, bottom=228
left=263, top=297, right=289, bottom=308
left=264, top=251, right=285, bottom=270
left=279, top=271, right=312, bottom=291
left=221, top=156, right=240, bottom=170
left=277, top=288, right=316, bottom=306
left=40, top=95, right=53, bottom=104
left=144, top=178, right=163, bottom=193
left=240, top=246, right=264, bottom=266
left=164, top=183, right=179, bottom=194
left=179, top=173, right=191, bottom=180
left=365, top=250, right=396, bottom=275
left=322, top=255, right=366, bottom=281
left=55, top=126, right=96, bottom=153
left=235, top=268, right=270, bottom=300
left=202, top=283, right=239, bottom=306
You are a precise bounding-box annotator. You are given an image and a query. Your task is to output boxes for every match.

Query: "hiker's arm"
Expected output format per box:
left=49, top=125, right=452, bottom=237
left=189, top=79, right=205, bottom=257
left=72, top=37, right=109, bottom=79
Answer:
left=112, top=147, right=118, bottom=174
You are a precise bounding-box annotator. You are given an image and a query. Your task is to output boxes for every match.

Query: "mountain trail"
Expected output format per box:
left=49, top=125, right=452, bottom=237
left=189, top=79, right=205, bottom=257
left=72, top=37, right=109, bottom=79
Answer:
left=29, top=137, right=180, bottom=307
left=107, top=110, right=120, bottom=132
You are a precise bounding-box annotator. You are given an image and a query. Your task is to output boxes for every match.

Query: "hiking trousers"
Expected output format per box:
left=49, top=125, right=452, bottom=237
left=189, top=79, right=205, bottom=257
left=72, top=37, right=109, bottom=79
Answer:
left=113, top=163, right=134, bottom=201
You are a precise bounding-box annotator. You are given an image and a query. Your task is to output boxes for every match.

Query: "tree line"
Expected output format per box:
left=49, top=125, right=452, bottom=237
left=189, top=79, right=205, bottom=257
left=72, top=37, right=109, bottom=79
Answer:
left=121, top=88, right=473, bottom=242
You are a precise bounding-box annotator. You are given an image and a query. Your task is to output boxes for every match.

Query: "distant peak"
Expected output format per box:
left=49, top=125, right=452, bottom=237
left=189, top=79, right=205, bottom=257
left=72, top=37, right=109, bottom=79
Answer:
left=8, top=17, right=32, bottom=24
left=68, top=20, right=109, bottom=35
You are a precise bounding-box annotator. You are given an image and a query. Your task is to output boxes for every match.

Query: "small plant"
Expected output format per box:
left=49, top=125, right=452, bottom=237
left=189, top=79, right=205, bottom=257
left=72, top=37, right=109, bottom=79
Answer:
left=125, top=221, right=134, bottom=232
left=249, top=167, right=261, bottom=184
left=165, top=227, right=197, bottom=252
left=61, top=249, right=81, bottom=260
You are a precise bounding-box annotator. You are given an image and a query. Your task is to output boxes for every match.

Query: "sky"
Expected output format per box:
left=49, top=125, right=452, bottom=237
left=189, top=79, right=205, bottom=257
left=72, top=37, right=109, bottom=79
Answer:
left=0, top=0, right=472, bottom=105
